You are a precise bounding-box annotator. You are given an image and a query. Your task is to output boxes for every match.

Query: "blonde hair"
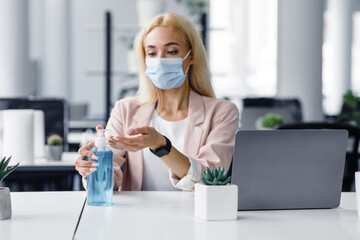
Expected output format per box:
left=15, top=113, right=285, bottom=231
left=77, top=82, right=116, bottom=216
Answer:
left=133, top=12, right=214, bottom=106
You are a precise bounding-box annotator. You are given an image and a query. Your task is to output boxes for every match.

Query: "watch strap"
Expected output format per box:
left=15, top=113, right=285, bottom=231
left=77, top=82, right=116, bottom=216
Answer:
left=150, top=135, right=172, bottom=158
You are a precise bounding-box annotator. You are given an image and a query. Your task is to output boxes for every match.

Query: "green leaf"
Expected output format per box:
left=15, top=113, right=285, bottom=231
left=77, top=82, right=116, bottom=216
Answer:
left=213, top=168, right=219, bottom=178
left=343, top=90, right=359, bottom=109
left=219, top=176, right=231, bottom=185
left=205, top=168, right=213, bottom=180
left=213, top=177, right=219, bottom=185
left=204, top=170, right=213, bottom=181
left=223, top=170, right=229, bottom=180
left=0, top=156, right=12, bottom=173
left=209, top=167, right=215, bottom=178
left=201, top=175, right=212, bottom=185
left=218, top=167, right=224, bottom=180
left=0, top=161, right=19, bottom=183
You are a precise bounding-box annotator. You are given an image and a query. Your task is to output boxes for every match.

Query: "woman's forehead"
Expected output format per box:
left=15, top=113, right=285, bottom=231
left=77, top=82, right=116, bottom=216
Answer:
left=145, top=26, right=186, bottom=47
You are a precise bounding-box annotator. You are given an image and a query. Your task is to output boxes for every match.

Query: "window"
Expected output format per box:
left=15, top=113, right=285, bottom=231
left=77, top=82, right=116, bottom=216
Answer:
left=322, top=5, right=360, bottom=115
left=209, top=0, right=278, bottom=99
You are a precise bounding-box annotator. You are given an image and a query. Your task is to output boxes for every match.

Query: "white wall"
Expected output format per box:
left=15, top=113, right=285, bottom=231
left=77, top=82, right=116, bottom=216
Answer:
left=277, top=0, right=324, bottom=121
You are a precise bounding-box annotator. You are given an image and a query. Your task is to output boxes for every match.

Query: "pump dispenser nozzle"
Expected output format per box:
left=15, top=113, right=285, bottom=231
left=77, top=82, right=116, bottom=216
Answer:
left=95, top=129, right=107, bottom=151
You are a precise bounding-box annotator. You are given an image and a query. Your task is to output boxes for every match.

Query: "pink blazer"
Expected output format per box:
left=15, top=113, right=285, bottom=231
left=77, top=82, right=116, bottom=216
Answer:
left=106, top=90, right=239, bottom=191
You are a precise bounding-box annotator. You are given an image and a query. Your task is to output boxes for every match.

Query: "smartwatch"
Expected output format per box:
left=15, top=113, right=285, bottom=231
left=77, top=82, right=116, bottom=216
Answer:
left=150, top=135, right=172, bottom=157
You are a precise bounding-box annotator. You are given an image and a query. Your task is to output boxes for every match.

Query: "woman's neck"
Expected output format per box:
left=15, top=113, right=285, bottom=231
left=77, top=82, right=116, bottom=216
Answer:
left=156, top=84, right=190, bottom=121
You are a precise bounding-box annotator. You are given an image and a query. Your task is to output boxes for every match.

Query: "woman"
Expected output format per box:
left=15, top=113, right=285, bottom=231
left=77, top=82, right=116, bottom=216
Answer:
left=75, top=13, right=239, bottom=191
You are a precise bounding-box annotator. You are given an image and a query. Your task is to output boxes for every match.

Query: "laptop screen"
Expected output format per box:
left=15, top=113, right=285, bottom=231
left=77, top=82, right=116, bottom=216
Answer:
left=231, top=130, right=348, bottom=210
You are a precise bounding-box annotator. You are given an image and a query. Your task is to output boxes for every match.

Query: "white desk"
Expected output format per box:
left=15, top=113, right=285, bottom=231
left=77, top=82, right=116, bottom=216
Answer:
left=1, top=192, right=359, bottom=240
left=0, top=191, right=86, bottom=240
left=75, top=192, right=360, bottom=240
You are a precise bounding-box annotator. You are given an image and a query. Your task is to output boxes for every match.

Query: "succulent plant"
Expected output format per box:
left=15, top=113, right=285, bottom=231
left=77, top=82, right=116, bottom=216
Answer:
left=201, top=167, right=231, bottom=185
left=0, top=156, right=19, bottom=184
left=47, top=134, right=63, bottom=146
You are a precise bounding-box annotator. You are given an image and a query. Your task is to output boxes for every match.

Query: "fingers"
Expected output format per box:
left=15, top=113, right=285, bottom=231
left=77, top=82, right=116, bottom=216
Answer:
left=96, top=125, right=104, bottom=131
left=107, top=126, right=159, bottom=152
left=127, top=126, right=151, bottom=135
left=74, top=155, right=98, bottom=177
left=114, top=135, right=145, bottom=145
left=76, top=141, right=98, bottom=177
left=78, top=141, right=97, bottom=159
left=108, top=136, right=144, bottom=152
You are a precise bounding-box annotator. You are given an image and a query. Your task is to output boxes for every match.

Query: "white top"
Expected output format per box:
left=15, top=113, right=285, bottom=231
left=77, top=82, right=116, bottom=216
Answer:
left=142, top=111, right=202, bottom=191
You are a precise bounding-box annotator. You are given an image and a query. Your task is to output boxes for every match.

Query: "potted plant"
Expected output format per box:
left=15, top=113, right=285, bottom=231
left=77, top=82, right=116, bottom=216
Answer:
left=194, top=167, right=238, bottom=221
left=45, top=134, right=63, bottom=161
left=0, top=156, right=19, bottom=220
left=259, top=113, right=285, bottom=130
left=336, top=90, right=360, bottom=126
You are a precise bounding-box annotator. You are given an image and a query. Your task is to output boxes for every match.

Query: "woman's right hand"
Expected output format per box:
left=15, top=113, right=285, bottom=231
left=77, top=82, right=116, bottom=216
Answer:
left=75, top=125, right=104, bottom=177
left=75, top=141, right=99, bottom=177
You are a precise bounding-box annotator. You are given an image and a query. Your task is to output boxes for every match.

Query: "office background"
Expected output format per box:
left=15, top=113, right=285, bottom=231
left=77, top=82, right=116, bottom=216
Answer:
left=1, top=0, right=360, bottom=121
left=0, top=0, right=360, bottom=191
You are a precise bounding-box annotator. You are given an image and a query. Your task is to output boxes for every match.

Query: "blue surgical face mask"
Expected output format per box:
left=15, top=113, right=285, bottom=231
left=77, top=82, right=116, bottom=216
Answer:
left=145, top=50, right=191, bottom=90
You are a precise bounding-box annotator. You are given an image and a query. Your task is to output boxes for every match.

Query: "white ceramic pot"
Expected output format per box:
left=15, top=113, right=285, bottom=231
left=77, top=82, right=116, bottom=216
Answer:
left=194, top=183, right=238, bottom=221
left=45, top=145, right=63, bottom=161
left=0, top=187, right=12, bottom=220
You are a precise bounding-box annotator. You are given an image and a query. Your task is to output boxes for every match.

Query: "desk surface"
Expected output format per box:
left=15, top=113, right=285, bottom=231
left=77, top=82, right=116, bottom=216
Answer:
left=1, top=191, right=359, bottom=240
left=75, top=192, right=360, bottom=240
left=0, top=191, right=86, bottom=240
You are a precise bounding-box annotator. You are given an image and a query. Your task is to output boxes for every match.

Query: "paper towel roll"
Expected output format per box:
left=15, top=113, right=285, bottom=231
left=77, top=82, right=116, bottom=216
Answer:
left=0, top=111, right=3, bottom=157
left=33, top=110, right=45, bottom=158
left=2, top=110, right=34, bottom=165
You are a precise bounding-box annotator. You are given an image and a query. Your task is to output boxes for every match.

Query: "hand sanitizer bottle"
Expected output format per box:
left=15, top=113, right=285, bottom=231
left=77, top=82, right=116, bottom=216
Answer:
left=87, top=129, right=113, bottom=206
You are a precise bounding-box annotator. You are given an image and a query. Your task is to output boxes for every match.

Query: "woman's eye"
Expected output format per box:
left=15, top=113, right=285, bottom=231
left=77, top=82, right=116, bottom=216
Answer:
left=147, top=52, right=156, bottom=57
left=167, top=50, right=178, bottom=55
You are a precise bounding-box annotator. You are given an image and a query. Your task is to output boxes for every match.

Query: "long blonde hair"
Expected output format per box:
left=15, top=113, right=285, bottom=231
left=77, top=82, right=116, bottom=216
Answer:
left=133, top=12, right=214, bottom=106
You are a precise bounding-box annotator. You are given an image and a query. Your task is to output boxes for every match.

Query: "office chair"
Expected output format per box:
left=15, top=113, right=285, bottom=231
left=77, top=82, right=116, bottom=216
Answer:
left=240, top=98, right=302, bottom=130
left=277, top=122, right=360, bottom=192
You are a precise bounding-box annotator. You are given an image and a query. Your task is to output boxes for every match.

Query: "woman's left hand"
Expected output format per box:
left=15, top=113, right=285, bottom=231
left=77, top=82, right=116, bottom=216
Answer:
left=108, top=126, right=166, bottom=152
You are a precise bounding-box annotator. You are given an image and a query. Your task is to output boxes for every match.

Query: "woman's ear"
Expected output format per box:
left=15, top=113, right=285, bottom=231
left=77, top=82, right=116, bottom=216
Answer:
left=189, top=53, right=194, bottom=65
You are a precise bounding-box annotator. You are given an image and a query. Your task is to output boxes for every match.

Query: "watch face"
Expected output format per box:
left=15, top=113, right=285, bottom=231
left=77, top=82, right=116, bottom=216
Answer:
left=151, top=136, right=172, bottom=158
left=155, top=147, right=170, bottom=158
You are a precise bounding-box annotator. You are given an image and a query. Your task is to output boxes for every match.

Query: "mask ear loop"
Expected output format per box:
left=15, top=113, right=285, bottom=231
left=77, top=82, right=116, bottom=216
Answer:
left=183, top=49, right=192, bottom=61
left=184, top=63, right=191, bottom=75
left=183, top=49, right=192, bottom=75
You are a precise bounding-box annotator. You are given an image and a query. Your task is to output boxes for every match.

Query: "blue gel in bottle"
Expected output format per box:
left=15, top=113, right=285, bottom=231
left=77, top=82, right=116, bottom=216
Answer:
left=87, top=129, right=113, bottom=206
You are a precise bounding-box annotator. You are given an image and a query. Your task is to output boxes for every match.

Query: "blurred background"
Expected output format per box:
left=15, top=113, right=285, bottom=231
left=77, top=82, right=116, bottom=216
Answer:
left=0, top=0, right=360, bottom=191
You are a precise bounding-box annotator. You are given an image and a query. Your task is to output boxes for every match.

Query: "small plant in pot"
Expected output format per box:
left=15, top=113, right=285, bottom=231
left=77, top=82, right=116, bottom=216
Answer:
left=194, top=167, right=238, bottom=221
left=0, top=156, right=19, bottom=220
left=45, top=134, right=63, bottom=161
left=260, top=113, right=285, bottom=130
left=336, top=90, right=360, bottom=126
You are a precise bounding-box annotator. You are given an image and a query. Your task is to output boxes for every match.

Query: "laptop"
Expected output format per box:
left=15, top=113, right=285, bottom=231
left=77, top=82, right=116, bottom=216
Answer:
left=231, top=130, right=348, bottom=210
